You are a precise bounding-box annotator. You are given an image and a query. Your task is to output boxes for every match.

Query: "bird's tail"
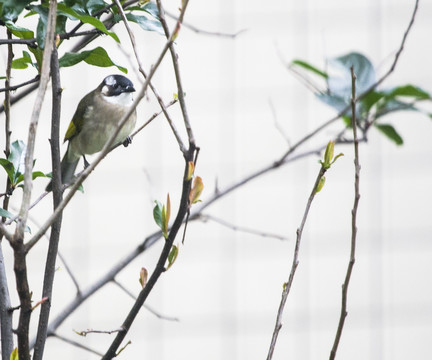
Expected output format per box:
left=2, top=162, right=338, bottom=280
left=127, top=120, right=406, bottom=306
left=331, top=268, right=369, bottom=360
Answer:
left=46, top=148, right=79, bottom=192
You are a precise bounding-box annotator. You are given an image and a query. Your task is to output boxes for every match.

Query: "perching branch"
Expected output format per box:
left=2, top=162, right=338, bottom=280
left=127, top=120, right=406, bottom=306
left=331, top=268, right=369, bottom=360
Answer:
left=328, top=67, right=361, bottom=360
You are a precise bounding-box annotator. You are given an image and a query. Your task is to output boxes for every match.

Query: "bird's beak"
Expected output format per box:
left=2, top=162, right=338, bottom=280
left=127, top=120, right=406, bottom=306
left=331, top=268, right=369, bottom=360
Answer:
left=125, top=85, right=135, bottom=93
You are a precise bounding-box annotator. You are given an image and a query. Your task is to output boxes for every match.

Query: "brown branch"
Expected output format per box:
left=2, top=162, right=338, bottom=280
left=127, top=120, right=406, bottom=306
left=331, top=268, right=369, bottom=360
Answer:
left=32, top=46, right=64, bottom=360
left=51, top=333, right=103, bottom=357
left=101, top=2, right=194, bottom=358
left=0, top=76, right=40, bottom=93
left=10, top=2, right=57, bottom=358
left=0, top=28, right=14, bottom=359
left=328, top=66, right=361, bottom=360
left=266, top=165, right=327, bottom=360
left=157, top=0, right=195, bottom=146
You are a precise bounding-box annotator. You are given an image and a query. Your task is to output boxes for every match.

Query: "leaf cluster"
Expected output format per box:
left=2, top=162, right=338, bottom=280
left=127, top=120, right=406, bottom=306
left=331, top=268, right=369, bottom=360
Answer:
left=1, top=0, right=164, bottom=74
left=291, top=52, right=432, bottom=145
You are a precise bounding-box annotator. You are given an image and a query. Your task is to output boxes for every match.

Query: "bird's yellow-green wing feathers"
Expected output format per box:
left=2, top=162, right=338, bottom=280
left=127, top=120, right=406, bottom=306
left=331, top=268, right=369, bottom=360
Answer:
left=63, top=93, right=92, bottom=142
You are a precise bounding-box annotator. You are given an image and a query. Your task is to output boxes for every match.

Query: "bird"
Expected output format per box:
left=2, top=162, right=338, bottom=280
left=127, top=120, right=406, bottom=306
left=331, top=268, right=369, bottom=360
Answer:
left=46, top=74, right=137, bottom=191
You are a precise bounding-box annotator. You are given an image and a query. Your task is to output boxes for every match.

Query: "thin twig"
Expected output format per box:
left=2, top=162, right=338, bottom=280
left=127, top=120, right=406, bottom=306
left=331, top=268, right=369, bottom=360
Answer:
left=74, top=328, right=124, bottom=336
left=266, top=165, right=326, bottom=360
left=0, top=76, right=40, bottom=93
left=51, top=333, right=103, bottom=357
left=328, top=66, right=361, bottom=360
left=157, top=0, right=195, bottom=147
left=112, top=280, right=180, bottom=321
left=165, top=10, right=247, bottom=38
left=113, top=0, right=187, bottom=153
left=199, top=214, right=289, bottom=241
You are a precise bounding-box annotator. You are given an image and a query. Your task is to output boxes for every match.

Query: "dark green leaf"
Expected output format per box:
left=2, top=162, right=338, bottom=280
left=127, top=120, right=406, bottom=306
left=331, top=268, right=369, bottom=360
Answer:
left=59, top=47, right=127, bottom=73
left=291, top=59, right=328, bottom=79
left=125, top=13, right=164, bottom=35
left=4, top=21, right=34, bottom=39
left=385, top=84, right=431, bottom=100
left=28, top=46, right=43, bottom=70
left=85, top=0, right=108, bottom=16
left=153, top=200, right=163, bottom=229
left=16, top=171, right=46, bottom=185
left=57, top=3, right=120, bottom=43
left=0, top=0, right=35, bottom=21
left=375, top=123, right=403, bottom=145
left=360, top=90, right=385, bottom=113
left=0, top=159, right=14, bottom=183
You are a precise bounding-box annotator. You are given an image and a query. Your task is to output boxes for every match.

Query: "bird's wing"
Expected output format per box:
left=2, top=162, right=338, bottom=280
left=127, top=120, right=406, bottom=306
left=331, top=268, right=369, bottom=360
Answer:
left=63, top=92, right=94, bottom=143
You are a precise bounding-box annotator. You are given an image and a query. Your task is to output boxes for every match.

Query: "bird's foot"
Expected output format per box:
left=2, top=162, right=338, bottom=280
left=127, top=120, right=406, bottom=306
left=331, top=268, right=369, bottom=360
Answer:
left=123, top=136, right=132, bottom=147
left=83, top=155, right=90, bottom=169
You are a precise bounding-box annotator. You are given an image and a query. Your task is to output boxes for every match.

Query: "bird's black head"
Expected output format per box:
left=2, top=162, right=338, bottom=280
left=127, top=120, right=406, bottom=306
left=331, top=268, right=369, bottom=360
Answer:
left=101, top=75, right=135, bottom=97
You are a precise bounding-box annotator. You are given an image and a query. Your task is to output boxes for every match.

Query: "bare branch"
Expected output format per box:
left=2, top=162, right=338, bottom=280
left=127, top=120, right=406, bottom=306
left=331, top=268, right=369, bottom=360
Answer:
left=10, top=2, right=57, bottom=358
left=199, top=214, right=289, bottom=241
left=51, top=333, right=103, bottom=357
left=113, top=0, right=187, bottom=153
left=165, top=10, right=247, bottom=38
left=112, top=280, right=180, bottom=321
left=328, top=66, right=361, bottom=360
left=74, top=328, right=124, bottom=336
left=266, top=165, right=326, bottom=360
left=32, top=46, right=64, bottom=360
left=0, top=76, right=40, bottom=93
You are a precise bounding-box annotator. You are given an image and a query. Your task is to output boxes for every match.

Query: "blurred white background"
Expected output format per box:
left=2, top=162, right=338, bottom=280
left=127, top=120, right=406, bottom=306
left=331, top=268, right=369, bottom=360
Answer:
left=1, top=0, right=432, bottom=359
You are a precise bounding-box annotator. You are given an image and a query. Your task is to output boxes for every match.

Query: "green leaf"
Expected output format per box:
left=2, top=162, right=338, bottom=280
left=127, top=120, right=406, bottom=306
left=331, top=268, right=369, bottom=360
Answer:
left=4, top=21, right=34, bottom=39
left=57, top=3, right=120, bottom=43
left=0, top=159, right=15, bottom=183
left=11, top=50, right=33, bottom=69
left=59, top=47, right=127, bottom=73
left=85, top=0, right=108, bottom=16
left=385, top=84, right=431, bottom=100
left=125, top=13, right=164, bottom=35
left=16, top=170, right=46, bottom=185
left=0, top=0, right=35, bottom=21
left=316, top=176, right=326, bottom=193
left=166, top=244, right=178, bottom=270
left=291, top=59, right=328, bottom=79
left=375, top=123, right=403, bottom=146
left=153, top=200, right=163, bottom=229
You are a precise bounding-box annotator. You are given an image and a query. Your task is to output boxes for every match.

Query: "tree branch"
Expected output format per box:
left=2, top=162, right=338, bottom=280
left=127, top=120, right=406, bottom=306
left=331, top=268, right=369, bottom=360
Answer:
left=10, top=2, right=57, bottom=358
left=328, top=66, right=361, bottom=360
left=266, top=165, right=327, bottom=360
left=0, top=29, right=14, bottom=360
left=32, top=46, right=63, bottom=360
